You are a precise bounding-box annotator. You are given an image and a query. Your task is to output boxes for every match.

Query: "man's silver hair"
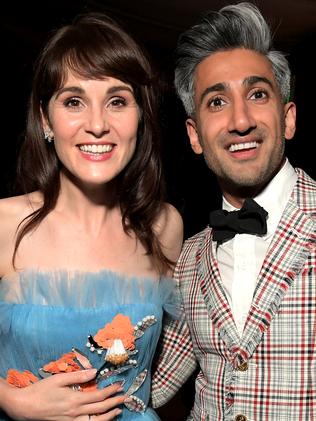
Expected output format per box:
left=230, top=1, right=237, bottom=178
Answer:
left=175, top=2, right=291, bottom=116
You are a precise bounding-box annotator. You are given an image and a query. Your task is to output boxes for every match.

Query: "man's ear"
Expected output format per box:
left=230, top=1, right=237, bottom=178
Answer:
left=186, top=118, right=203, bottom=154
left=284, top=102, right=296, bottom=140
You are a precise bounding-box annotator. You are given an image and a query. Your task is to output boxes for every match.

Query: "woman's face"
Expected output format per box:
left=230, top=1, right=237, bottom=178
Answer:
left=43, top=70, right=139, bottom=188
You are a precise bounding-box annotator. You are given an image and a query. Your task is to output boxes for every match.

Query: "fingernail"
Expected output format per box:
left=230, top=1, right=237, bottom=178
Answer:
left=124, top=396, right=133, bottom=403
left=86, top=368, right=97, bottom=375
left=116, top=409, right=122, bottom=415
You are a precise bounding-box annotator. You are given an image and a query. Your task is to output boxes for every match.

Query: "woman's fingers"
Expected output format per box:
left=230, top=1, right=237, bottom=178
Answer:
left=99, top=382, right=125, bottom=398
left=77, top=407, right=122, bottom=421
left=90, top=407, right=123, bottom=421
left=84, top=392, right=127, bottom=415
left=69, top=379, right=127, bottom=418
left=53, top=369, right=98, bottom=387
left=77, top=382, right=124, bottom=405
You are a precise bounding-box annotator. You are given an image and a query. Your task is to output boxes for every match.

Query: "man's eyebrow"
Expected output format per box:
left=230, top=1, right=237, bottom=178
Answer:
left=200, top=82, right=226, bottom=105
left=243, top=75, right=274, bottom=89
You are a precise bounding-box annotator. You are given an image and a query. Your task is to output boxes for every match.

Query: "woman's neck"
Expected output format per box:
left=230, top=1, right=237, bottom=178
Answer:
left=54, top=173, right=120, bottom=235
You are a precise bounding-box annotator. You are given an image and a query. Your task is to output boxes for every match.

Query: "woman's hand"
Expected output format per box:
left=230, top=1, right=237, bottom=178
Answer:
left=1, top=369, right=126, bottom=420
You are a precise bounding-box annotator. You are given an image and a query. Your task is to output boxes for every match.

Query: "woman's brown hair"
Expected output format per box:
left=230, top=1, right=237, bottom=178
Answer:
left=14, top=13, right=171, bottom=273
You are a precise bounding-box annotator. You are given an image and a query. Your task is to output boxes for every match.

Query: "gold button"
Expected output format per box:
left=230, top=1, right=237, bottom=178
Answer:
left=235, top=415, right=247, bottom=421
left=237, top=361, right=248, bottom=371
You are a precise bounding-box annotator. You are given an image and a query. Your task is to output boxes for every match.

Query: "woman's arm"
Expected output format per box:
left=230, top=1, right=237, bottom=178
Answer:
left=155, top=203, right=184, bottom=274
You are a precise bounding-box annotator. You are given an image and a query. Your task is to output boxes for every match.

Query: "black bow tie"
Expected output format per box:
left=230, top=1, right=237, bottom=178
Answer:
left=209, top=198, right=268, bottom=244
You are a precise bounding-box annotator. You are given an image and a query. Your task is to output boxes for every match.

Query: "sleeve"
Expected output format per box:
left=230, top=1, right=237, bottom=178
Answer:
left=151, top=245, right=198, bottom=408
left=151, top=232, right=205, bottom=408
left=151, top=313, right=197, bottom=408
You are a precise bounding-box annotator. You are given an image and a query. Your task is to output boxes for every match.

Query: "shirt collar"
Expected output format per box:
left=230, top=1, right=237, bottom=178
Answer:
left=222, top=159, right=298, bottom=236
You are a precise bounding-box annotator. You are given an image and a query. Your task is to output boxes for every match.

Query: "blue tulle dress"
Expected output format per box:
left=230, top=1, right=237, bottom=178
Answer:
left=0, top=270, right=178, bottom=420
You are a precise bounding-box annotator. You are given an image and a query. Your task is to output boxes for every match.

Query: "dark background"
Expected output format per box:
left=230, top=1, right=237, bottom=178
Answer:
left=1, top=1, right=316, bottom=418
left=2, top=0, right=316, bottom=239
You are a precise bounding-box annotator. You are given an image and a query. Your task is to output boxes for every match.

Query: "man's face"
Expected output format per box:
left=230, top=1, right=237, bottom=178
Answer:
left=186, top=48, right=296, bottom=200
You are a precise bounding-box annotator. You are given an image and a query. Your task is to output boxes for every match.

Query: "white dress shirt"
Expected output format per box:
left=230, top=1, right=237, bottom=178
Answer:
left=217, top=160, right=298, bottom=337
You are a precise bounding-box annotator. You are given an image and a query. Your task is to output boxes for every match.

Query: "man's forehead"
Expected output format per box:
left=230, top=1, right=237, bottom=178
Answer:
left=194, top=48, right=277, bottom=93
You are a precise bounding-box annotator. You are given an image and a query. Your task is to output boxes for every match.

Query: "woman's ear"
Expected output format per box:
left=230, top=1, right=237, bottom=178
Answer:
left=284, top=102, right=296, bottom=140
left=40, top=107, right=54, bottom=142
left=40, top=106, right=50, bottom=132
left=186, top=118, right=203, bottom=154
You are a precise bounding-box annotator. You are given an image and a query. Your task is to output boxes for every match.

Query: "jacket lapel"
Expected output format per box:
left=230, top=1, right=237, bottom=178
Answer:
left=196, top=228, right=240, bottom=352
left=240, top=196, right=316, bottom=358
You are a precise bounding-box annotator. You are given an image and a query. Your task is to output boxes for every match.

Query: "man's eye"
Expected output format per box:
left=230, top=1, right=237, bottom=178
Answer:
left=208, top=97, right=225, bottom=109
left=251, top=90, right=267, bottom=100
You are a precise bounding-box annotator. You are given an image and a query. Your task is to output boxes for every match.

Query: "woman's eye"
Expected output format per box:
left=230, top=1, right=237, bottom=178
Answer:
left=109, top=97, right=126, bottom=108
left=64, top=98, right=81, bottom=108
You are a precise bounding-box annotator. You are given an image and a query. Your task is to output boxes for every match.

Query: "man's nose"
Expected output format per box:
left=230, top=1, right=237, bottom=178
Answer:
left=228, top=98, right=256, bottom=134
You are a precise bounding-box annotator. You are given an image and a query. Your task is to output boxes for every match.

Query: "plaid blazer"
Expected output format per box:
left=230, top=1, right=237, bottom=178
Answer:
left=152, top=168, right=316, bottom=421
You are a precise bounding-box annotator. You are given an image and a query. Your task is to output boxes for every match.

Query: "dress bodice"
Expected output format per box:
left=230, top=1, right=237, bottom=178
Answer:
left=0, top=270, right=178, bottom=420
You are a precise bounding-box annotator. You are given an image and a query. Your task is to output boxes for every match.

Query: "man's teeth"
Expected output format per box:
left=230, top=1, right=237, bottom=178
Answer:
left=229, top=141, right=258, bottom=152
left=79, top=144, right=113, bottom=153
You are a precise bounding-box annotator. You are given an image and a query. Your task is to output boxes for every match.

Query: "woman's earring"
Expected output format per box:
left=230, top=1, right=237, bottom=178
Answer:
left=44, top=130, right=54, bottom=143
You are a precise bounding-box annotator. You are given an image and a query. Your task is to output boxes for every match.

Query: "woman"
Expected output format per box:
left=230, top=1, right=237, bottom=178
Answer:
left=0, top=13, right=183, bottom=421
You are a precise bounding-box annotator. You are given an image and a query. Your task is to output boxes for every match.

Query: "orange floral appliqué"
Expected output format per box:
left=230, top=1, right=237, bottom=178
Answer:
left=94, top=314, right=135, bottom=350
left=43, top=351, right=80, bottom=373
left=7, top=369, right=39, bottom=388
left=42, top=351, right=97, bottom=392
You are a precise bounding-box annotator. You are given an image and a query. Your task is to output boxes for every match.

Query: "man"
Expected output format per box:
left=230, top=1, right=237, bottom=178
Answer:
left=152, top=2, right=316, bottom=420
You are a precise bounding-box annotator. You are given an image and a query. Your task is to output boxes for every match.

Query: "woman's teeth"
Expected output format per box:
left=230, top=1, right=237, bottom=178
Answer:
left=79, top=144, right=113, bottom=154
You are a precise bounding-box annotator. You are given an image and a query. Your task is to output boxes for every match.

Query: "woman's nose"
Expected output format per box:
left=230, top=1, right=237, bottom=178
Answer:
left=85, top=107, right=110, bottom=137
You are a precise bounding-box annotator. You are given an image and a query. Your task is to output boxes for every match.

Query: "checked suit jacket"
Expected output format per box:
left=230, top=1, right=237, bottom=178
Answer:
left=152, top=168, right=316, bottom=421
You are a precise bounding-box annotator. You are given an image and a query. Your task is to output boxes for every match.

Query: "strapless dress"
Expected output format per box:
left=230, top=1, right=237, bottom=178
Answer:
left=0, top=270, right=178, bottom=420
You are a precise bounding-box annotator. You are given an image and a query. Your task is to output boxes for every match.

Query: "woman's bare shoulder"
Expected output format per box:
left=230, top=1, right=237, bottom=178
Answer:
left=0, top=193, right=43, bottom=277
left=154, top=203, right=184, bottom=262
left=0, top=192, right=42, bottom=221
left=0, top=192, right=43, bottom=241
